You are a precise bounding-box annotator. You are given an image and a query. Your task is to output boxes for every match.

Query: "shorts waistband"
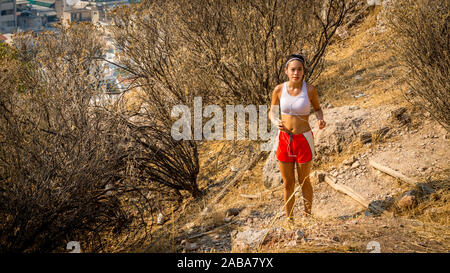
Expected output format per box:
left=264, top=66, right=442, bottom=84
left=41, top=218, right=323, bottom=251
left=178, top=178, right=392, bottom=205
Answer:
left=280, top=130, right=312, bottom=136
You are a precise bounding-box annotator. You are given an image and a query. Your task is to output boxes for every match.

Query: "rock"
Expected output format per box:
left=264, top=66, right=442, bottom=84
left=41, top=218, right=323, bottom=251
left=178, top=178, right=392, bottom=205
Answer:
left=376, top=126, right=390, bottom=138
left=317, top=172, right=326, bottom=183
left=185, top=222, right=195, bottom=229
left=397, top=191, right=418, bottom=210
left=309, top=106, right=370, bottom=157
left=351, top=161, right=361, bottom=169
left=181, top=240, right=199, bottom=251
left=364, top=210, right=375, bottom=217
left=105, top=183, right=114, bottom=196
left=262, top=151, right=283, bottom=189
left=355, top=75, right=363, bottom=80
left=418, top=183, right=434, bottom=195
left=403, top=190, right=418, bottom=197
left=360, top=132, right=372, bottom=144
left=201, top=206, right=211, bottom=216
left=398, top=195, right=416, bottom=210
left=391, top=107, right=406, bottom=118
left=226, top=208, right=240, bottom=217
left=311, top=171, right=325, bottom=183
left=343, top=156, right=357, bottom=166
left=230, top=166, right=238, bottom=172
left=323, top=102, right=334, bottom=109
left=157, top=213, right=165, bottom=225
left=284, top=229, right=306, bottom=247
left=187, top=228, right=195, bottom=235
left=232, top=228, right=268, bottom=251
left=285, top=240, right=297, bottom=247
left=336, top=27, right=349, bottom=39
left=233, top=227, right=306, bottom=251
left=367, top=0, right=381, bottom=6
left=295, top=230, right=305, bottom=241
left=391, top=107, right=411, bottom=125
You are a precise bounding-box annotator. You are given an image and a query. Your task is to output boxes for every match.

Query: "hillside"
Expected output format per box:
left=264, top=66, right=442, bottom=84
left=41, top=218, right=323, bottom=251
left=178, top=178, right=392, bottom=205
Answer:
left=141, top=4, right=449, bottom=253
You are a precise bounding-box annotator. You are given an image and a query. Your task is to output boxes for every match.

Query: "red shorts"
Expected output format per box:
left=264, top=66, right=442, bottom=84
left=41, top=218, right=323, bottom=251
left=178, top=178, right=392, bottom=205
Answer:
left=276, top=131, right=315, bottom=163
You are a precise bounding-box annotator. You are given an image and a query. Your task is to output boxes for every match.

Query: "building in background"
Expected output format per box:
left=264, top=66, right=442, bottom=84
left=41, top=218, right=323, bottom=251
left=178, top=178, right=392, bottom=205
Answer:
left=0, top=0, right=17, bottom=34
left=56, top=0, right=130, bottom=25
left=60, top=1, right=100, bottom=26
left=2, top=0, right=136, bottom=33
left=16, top=0, right=57, bottom=31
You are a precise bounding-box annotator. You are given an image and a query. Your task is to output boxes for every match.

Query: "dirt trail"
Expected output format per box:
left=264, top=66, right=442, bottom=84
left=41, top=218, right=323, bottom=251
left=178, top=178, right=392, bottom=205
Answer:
left=158, top=112, right=449, bottom=253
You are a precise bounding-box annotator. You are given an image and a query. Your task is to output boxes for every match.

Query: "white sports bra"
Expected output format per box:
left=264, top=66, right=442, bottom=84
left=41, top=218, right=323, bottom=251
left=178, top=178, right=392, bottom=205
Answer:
left=280, top=81, right=311, bottom=116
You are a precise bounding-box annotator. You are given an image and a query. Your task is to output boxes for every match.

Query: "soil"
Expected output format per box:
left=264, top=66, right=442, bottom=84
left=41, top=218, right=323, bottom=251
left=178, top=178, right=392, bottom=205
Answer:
left=155, top=113, right=449, bottom=253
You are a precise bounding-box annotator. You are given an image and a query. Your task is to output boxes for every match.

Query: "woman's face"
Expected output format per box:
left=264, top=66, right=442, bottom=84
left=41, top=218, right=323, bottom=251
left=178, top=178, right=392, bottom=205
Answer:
left=284, top=60, right=304, bottom=83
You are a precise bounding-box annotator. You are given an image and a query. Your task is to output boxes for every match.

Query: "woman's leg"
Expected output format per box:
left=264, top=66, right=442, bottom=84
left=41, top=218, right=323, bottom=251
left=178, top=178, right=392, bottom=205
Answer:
left=297, top=161, right=313, bottom=216
left=279, top=161, right=296, bottom=219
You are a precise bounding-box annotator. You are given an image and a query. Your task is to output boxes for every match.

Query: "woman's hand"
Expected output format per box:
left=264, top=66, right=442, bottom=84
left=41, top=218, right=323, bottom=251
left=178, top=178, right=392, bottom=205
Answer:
left=318, top=119, right=326, bottom=129
left=277, top=120, right=291, bottom=134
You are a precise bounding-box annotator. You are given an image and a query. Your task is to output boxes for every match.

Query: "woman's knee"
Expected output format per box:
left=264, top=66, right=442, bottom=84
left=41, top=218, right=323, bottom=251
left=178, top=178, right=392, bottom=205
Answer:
left=301, top=178, right=312, bottom=190
left=283, top=177, right=295, bottom=189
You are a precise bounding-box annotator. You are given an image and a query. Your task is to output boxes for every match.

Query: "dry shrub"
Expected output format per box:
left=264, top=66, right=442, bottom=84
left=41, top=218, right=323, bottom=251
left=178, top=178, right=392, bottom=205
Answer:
left=108, top=0, right=357, bottom=108
left=108, top=1, right=202, bottom=200
left=0, top=24, right=154, bottom=252
left=173, top=0, right=357, bottom=105
left=388, top=0, right=450, bottom=131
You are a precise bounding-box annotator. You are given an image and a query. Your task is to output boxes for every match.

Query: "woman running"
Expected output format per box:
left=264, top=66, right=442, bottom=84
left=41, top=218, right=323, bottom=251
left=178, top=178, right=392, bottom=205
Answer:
left=269, top=54, right=326, bottom=222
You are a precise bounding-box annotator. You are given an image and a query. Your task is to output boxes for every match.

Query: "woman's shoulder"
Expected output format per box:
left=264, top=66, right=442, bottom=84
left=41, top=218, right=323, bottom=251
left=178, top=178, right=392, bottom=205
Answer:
left=305, top=82, right=317, bottom=95
left=273, top=83, right=284, bottom=94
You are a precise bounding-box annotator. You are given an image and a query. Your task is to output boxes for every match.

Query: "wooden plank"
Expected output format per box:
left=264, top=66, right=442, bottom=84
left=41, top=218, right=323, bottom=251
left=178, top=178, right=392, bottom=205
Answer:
left=187, top=221, right=238, bottom=240
left=240, top=193, right=261, bottom=199
left=324, top=175, right=384, bottom=214
left=369, top=160, right=419, bottom=186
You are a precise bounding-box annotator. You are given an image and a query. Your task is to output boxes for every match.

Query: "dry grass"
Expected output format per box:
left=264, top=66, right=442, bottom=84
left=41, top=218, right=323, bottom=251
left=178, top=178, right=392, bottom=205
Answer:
left=141, top=131, right=449, bottom=253
left=398, top=173, right=450, bottom=227
left=316, top=5, right=408, bottom=110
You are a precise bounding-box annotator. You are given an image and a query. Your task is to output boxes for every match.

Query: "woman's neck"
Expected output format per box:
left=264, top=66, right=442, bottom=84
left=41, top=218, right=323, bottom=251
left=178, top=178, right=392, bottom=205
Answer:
left=288, top=80, right=303, bottom=89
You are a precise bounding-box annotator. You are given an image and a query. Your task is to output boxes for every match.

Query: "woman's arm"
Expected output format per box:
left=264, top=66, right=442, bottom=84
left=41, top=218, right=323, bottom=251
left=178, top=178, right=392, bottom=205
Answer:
left=308, top=85, right=326, bottom=129
left=269, top=85, right=281, bottom=125
left=269, top=85, right=290, bottom=132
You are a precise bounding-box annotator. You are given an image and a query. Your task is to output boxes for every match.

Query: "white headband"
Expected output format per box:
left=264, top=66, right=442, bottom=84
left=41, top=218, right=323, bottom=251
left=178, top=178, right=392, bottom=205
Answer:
left=285, top=57, right=304, bottom=67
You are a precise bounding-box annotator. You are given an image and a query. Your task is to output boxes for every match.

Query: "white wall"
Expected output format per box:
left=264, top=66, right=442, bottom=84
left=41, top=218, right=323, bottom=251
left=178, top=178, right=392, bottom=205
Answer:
left=0, top=0, right=17, bottom=33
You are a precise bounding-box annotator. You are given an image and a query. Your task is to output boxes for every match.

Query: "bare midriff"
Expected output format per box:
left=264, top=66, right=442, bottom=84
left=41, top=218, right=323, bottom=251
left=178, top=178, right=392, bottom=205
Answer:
left=281, top=114, right=311, bottom=135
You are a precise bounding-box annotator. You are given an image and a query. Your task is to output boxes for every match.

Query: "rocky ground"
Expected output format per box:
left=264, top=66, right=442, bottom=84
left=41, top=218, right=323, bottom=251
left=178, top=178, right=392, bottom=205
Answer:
left=146, top=104, right=449, bottom=254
